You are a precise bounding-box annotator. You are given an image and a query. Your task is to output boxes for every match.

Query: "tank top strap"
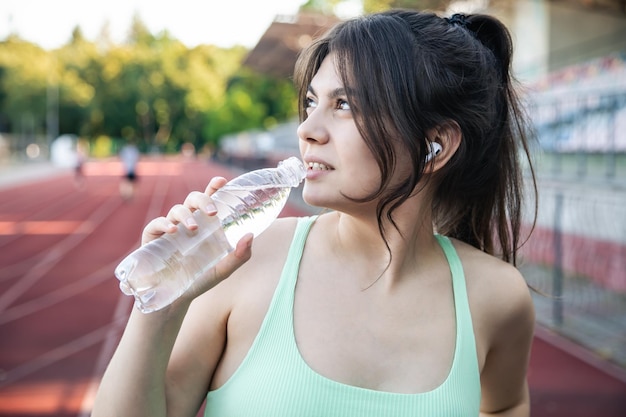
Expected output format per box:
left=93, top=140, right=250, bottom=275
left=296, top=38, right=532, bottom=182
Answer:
left=434, top=234, right=479, bottom=386
left=434, top=235, right=469, bottom=315
left=243, top=215, right=318, bottom=359
left=282, top=215, right=318, bottom=288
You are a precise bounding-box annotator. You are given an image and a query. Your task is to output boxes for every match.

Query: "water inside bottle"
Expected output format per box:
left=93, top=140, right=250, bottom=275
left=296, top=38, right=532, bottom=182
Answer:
left=117, top=223, right=232, bottom=313
left=216, top=185, right=291, bottom=246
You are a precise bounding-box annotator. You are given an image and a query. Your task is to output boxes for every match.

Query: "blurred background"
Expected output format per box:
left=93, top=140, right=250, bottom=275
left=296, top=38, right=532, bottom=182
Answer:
left=0, top=0, right=625, bottom=415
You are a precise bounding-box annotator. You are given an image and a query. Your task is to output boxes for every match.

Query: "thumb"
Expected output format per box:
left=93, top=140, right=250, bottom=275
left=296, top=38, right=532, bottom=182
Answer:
left=184, top=233, right=254, bottom=300
left=214, top=233, right=254, bottom=278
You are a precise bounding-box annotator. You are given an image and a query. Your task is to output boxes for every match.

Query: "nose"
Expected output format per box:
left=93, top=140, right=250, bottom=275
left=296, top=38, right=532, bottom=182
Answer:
left=297, top=110, right=330, bottom=146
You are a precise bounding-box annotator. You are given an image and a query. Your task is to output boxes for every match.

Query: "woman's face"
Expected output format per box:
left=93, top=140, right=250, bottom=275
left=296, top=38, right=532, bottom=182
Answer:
left=297, top=54, right=381, bottom=212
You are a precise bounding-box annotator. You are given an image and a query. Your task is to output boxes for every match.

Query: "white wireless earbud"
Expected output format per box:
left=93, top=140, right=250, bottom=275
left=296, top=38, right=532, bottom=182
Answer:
left=425, top=142, right=442, bottom=163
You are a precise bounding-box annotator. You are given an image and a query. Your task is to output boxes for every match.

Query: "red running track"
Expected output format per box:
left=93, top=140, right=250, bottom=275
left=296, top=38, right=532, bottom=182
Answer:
left=0, top=157, right=624, bottom=417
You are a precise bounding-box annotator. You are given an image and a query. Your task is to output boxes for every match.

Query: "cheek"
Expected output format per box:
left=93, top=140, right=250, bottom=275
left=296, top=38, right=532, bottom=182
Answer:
left=345, top=139, right=379, bottom=172
left=337, top=158, right=381, bottom=200
left=298, top=141, right=305, bottom=159
left=339, top=137, right=382, bottom=190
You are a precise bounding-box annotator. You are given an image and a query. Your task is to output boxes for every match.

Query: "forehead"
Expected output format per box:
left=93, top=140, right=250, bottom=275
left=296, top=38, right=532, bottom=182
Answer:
left=310, top=53, right=342, bottom=91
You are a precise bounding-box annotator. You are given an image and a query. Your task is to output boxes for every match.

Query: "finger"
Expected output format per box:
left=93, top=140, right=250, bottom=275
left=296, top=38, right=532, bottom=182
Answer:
left=233, top=233, right=254, bottom=259
left=204, top=177, right=228, bottom=196
left=166, top=204, right=198, bottom=230
left=214, top=233, right=253, bottom=278
left=184, top=233, right=253, bottom=299
left=141, top=217, right=177, bottom=245
left=183, top=191, right=217, bottom=215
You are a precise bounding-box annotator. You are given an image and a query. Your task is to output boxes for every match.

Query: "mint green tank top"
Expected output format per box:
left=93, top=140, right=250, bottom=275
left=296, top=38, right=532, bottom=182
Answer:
left=204, top=216, right=481, bottom=416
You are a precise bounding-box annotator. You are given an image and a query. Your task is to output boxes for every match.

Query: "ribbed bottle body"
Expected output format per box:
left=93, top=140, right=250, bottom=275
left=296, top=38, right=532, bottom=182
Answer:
left=114, top=157, right=306, bottom=313
left=115, top=211, right=231, bottom=313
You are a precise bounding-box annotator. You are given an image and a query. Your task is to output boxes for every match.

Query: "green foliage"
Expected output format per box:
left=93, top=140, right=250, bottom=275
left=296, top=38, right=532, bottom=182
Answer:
left=302, top=0, right=446, bottom=15
left=362, top=0, right=449, bottom=13
left=0, top=16, right=298, bottom=155
left=0, top=37, right=52, bottom=135
left=301, top=0, right=345, bottom=14
left=203, top=69, right=298, bottom=150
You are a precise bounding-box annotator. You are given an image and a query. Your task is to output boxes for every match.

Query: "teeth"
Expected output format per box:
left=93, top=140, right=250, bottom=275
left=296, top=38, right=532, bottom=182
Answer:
left=308, top=162, right=331, bottom=171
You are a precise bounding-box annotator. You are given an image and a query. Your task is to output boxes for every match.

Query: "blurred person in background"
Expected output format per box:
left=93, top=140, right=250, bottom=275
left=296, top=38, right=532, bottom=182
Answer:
left=93, top=8, right=537, bottom=417
left=119, top=140, right=140, bottom=200
left=73, top=141, right=87, bottom=189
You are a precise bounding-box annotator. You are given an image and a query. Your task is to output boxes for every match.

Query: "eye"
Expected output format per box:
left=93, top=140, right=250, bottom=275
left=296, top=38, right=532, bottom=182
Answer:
left=304, top=96, right=317, bottom=111
left=336, top=98, right=351, bottom=111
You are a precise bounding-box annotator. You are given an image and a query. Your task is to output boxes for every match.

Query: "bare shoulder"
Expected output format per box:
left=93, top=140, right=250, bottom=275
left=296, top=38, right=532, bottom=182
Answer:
left=450, top=239, right=535, bottom=344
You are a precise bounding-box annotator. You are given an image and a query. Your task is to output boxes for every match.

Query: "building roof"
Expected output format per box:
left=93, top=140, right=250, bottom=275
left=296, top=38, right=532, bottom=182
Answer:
left=242, top=12, right=340, bottom=79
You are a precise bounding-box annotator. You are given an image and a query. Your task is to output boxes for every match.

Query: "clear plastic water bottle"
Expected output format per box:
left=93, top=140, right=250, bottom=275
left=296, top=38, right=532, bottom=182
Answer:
left=115, top=157, right=307, bottom=313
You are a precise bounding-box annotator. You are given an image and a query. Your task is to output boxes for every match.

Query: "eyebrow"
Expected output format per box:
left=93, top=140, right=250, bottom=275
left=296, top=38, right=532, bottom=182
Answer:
left=307, top=85, right=347, bottom=100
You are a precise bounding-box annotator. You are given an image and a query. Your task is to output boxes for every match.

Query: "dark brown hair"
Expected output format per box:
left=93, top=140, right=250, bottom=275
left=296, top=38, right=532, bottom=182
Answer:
left=294, top=9, right=537, bottom=265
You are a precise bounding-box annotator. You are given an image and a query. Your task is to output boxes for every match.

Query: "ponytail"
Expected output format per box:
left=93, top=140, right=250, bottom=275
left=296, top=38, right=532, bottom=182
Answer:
left=465, top=14, right=512, bottom=83
left=446, top=13, right=538, bottom=264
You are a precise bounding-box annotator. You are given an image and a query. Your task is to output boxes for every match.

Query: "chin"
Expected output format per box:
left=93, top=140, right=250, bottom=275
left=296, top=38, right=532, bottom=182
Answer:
left=302, top=194, right=326, bottom=209
left=302, top=188, right=333, bottom=210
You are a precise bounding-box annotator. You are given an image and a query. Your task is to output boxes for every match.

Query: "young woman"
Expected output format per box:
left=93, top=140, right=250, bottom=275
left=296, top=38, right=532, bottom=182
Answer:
left=93, top=9, right=537, bottom=417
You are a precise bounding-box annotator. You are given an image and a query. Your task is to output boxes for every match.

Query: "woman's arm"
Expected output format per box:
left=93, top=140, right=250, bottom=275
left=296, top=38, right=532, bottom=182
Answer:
left=91, top=178, right=253, bottom=417
left=480, top=386, right=530, bottom=417
left=478, top=265, right=536, bottom=417
left=91, top=236, right=252, bottom=417
left=91, top=301, right=190, bottom=417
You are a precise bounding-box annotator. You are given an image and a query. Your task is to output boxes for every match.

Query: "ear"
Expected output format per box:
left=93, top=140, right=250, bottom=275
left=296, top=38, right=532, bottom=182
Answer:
left=424, top=121, right=462, bottom=173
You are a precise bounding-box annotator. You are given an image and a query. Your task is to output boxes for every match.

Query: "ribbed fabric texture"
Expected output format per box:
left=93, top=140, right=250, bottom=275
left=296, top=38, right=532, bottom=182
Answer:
left=204, top=216, right=481, bottom=416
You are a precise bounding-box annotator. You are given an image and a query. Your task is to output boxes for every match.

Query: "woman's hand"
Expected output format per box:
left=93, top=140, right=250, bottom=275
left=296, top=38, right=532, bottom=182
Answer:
left=141, top=176, right=226, bottom=246
left=140, top=176, right=254, bottom=303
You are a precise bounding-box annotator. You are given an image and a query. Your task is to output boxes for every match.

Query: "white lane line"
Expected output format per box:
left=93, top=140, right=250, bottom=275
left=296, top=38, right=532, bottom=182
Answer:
left=79, top=167, right=175, bottom=416
left=78, top=293, right=132, bottom=417
left=0, top=195, right=122, bottom=314
left=0, top=261, right=117, bottom=325
left=0, top=317, right=126, bottom=388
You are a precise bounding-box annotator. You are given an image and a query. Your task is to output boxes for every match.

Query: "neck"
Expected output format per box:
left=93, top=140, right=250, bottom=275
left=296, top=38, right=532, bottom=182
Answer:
left=329, top=200, right=440, bottom=287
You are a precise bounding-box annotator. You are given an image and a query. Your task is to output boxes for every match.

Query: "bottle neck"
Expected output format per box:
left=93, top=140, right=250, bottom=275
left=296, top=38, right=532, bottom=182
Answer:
left=278, top=157, right=306, bottom=187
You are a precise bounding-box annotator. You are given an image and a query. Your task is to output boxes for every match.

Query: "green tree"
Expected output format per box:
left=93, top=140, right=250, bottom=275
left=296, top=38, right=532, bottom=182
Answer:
left=0, top=13, right=301, bottom=155
left=301, top=0, right=346, bottom=14
left=203, top=69, right=298, bottom=150
left=0, top=36, right=51, bottom=137
left=54, top=26, right=98, bottom=136
left=362, top=0, right=451, bottom=12
left=301, top=0, right=452, bottom=14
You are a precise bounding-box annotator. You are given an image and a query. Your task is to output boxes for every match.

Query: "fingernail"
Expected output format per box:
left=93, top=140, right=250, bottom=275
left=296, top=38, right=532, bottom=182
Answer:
left=186, top=218, right=197, bottom=227
left=206, top=203, right=217, bottom=215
